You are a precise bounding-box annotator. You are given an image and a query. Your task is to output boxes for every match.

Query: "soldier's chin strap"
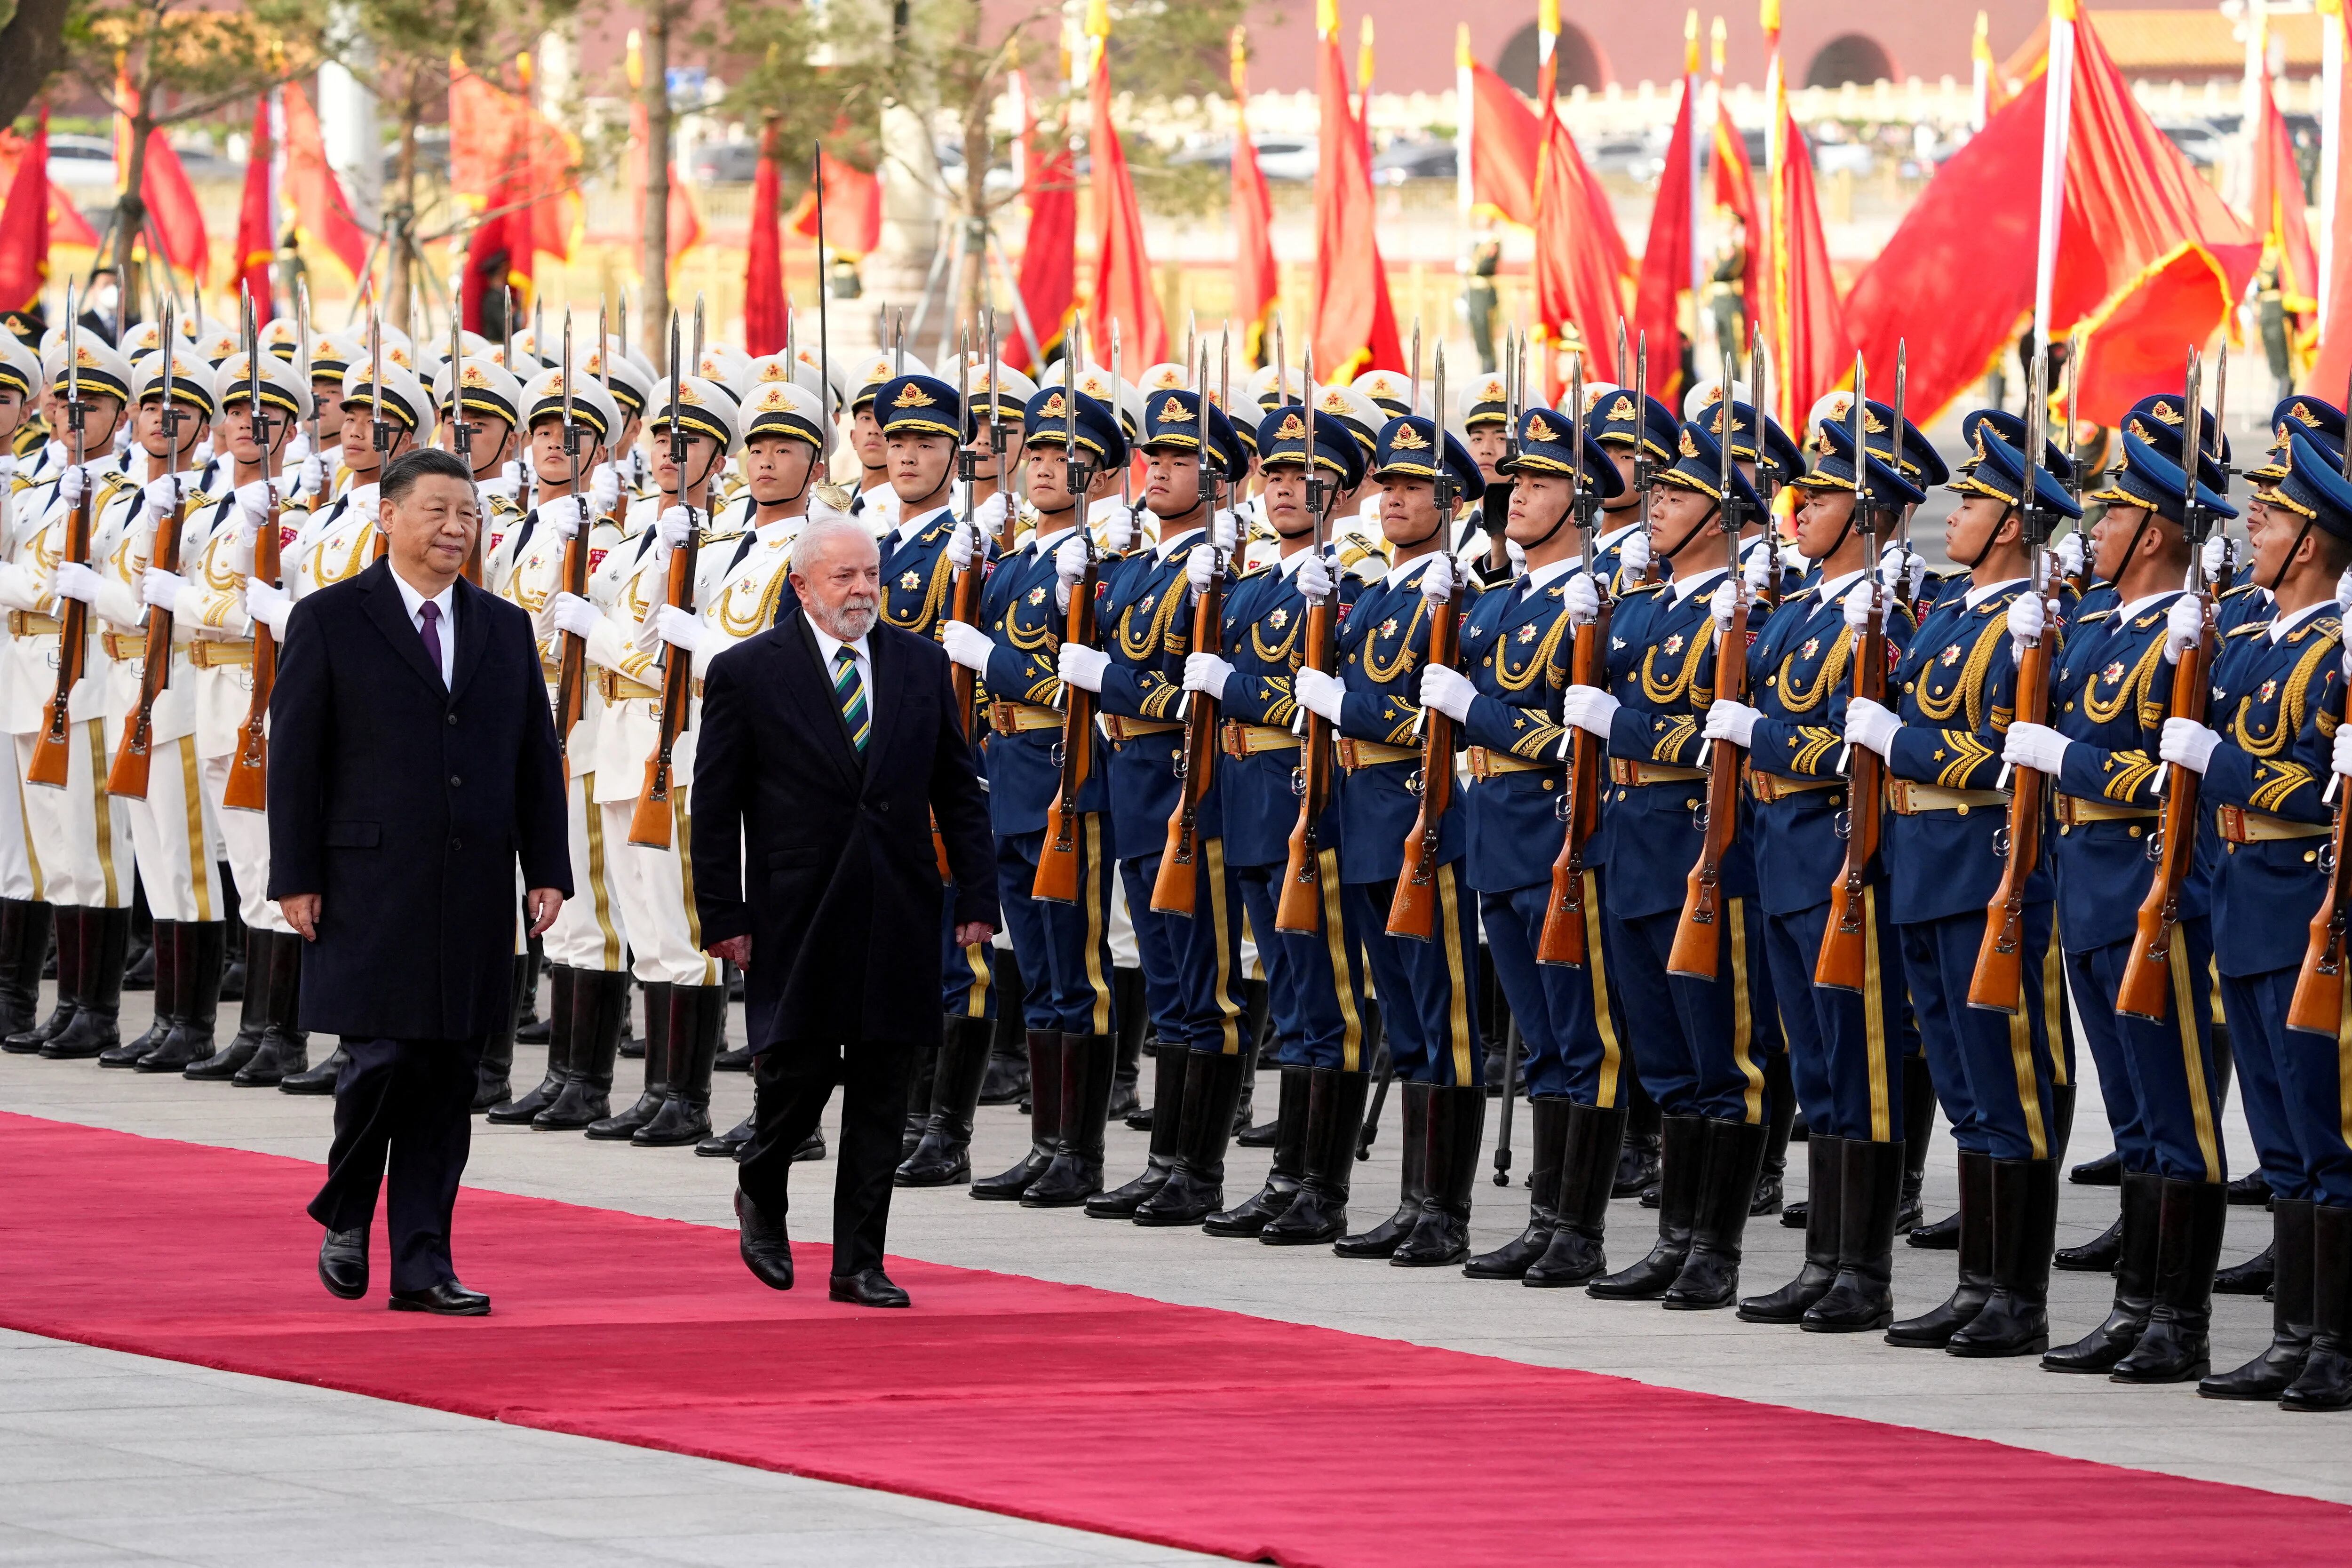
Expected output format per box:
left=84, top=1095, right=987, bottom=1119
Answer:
left=1950, top=500, right=2013, bottom=572
left=1655, top=499, right=1717, bottom=564
left=2264, top=515, right=2313, bottom=597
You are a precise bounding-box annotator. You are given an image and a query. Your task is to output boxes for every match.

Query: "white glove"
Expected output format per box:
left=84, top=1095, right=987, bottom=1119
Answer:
left=1187, top=542, right=1220, bottom=595
left=111, top=422, right=133, bottom=458
left=1211, top=506, right=1237, bottom=553
left=140, top=475, right=181, bottom=523
left=1710, top=579, right=1740, bottom=629
left=0, top=454, right=19, bottom=483
left=2008, top=590, right=2045, bottom=661
left=545, top=590, right=600, bottom=640
left=140, top=568, right=186, bottom=613
left=2162, top=594, right=2204, bottom=664
left=1183, top=651, right=1234, bottom=699
left=1057, top=642, right=1109, bottom=692
left=1843, top=582, right=1879, bottom=632
left=295, top=454, right=325, bottom=500
left=1295, top=551, right=1333, bottom=602
left=941, top=619, right=994, bottom=673
left=2334, top=724, right=2352, bottom=780
left=588, top=463, right=621, bottom=521
left=1294, top=666, right=1347, bottom=724
left=946, top=521, right=978, bottom=572
left=2003, top=720, right=2071, bottom=775
left=191, top=438, right=213, bottom=468
left=1843, top=696, right=1899, bottom=759
left=1055, top=533, right=1090, bottom=595
left=1419, top=552, right=1455, bottom=605
left=651, top=602, right=712, bottom=654
left=1703, top=698, right=1760, bottom=748
left=2201, top=535, right=2229, bottom=578
left=656, top=505, right=695, bottom=550
left=51, top=561, right=100, bottom=605
left=234, top=478, right=276, bottom=534
left=58, top=464, right=88, bottom=506
left=2336, top=565, right=2352, bottom=610
left=1418, top=663, right=1476, bottom=722
left=2159, top=716, right=2221, bottom=774
left=1564, top=573, right=1600, bottom=628
left=285, top=430, right=310, bottom=464
left=1561, top=684, right=1620, bottom=738
left=1619, top=528, right=1652, bottom=577
left=2055, top=532, right=2084, bottom=579
left=1103, top=503, right=1134, bottom=554
left=244, top=578, right=292, bottom=637
left=539, top=496, right=584, bottom=541
left=1744, top=545, right=1774, bottom=595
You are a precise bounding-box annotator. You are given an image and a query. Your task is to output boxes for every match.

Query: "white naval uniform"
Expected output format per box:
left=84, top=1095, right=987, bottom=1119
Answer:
left=0, top=464, right=46, bottom=900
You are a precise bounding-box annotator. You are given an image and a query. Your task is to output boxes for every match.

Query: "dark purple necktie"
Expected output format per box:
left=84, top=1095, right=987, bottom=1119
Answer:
left=419, top=600, right=445, bottom=682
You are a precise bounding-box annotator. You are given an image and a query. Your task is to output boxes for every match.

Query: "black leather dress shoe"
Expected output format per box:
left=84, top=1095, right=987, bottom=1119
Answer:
left=388, top=1281, right=490, bottom=1315
left=829, top=1268, right=910, bottom=1308
left=735, top=1189, right=794, bottom=1289
left=318, top=1228, right=367, bottom=1299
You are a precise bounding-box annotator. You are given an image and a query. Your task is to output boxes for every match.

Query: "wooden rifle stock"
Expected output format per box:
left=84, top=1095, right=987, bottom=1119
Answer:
left=1154, top=570, right=1225, bottom=916
left=28, top=476, right=98, bottom=789
left=627, top=525, right=703, bottom=848
left=1384, top=592, right=1459, bottom=940
left=1535, top=603, right=1612, bottom=966
left=946, top=558, right=985, bottom=735
left=105, top=485, right=190, bottom=800
left=2115, top=605, right=2212, bottom=1019
left=550, top=500, right=598, bottom=756
left=2288, top=796, right=2352, bottom=1035
left=1032, top=554, right=1099, bottom=904
left=1815, top=592, right=1888, bottom=992
left=1277, top=591, right=1340, bottom=933
left=1967, top=609, right=2052, bottom=1012
left=1667, top=598, right=1749, bottom=979
left=221, top=494, right=283, bottom=811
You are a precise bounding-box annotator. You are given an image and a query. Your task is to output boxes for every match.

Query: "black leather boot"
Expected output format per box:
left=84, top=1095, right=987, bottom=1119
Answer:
left=2228, top=1170, right=2273, bottom=1206
left=537, top=970, right=624, bottom=1128
left=0, top=898, right=49, bottom=1038
left=1395, top=1087, right=1486, bottom=1266
left=1265, top=1068, right=1369, bottom=1245
left=187, top=926, right=268, bottom=1081
left=635, top=985, right=723, bottom=1145
left=2201, top=1200, right=2314, bottom=1399
left=1665, top=1118, right=1772, bottom=1310
left=1898, top=1069, right=1936, bottom=1232
left=1205, top=1063, right=1310, bottom=1235
left=1590, top=1114, right=1709, bottom=1299
left=1753, top=1052, right=1794, bottom=1216
left=973, top=1030, right=1065, bottom=1200
left=140, top=921, right=224, bottom=1071
left=1135, top=1048, right=1248, bottom=1226
left=2110, top=1177, right=2228, bottom=1383
left=901, top=1044, right=938, bottom=1157
left=2280, top=1203, right=2352, bottom=1411
left=1526, top=1101, right=1631, bottom=1287
left=1740, top=1136, right=1846, bottom=1322
left=899, top=1015, right=993, bottom=1186
left=1614, top=1087, right=1662, bottom=1197
left=2054, top=1210, right=2122, bottom=1271
left=1465, top=1095, right=1571, bottom=1279
left=2214, top=1242, right=2276, bottom=1295
left=101, top=915, right=173, bottom=1067
left=2044, top=1168, right=2162, bottom=1372
left=1335, top=1080, right=1431, bottom=1258
left=1887, top=1149, right=1993, bottom=1347
left=2070, top=1148, right=2122, bottom=1186
left=471, top=953, right=532, bottom=1112
left=1108, top=965, right=1145, bottom=1121
left=1025, top=1032, right=1116, bottom=1206
left=699, top=1110, right=755, bottom=1157
left=587, top=980, right=672, bottom=1139
left=1908, top=1211, right=1962, bottom=1250
left=43, top=907, right=127, bottom=1059
left=1092, top=1041, right=1188, bottom=1217
left=4, top=901, right=69, bottom=1053
left=2049, top=1080, right=2077, bottom=1165
left=1803, top=1138, right=1904, bottom=1332
left=235, top=931, right=307, bottom=1085
left=1949, top=1157, right=2059, bottom=1357
left=978, top=952, right=1029, bottom=1104
left=490, top=965, right=576, bottom=1123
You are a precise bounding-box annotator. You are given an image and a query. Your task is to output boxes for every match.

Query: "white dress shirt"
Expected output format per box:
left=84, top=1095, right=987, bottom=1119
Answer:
left=390, top=568, right=458, bottom=686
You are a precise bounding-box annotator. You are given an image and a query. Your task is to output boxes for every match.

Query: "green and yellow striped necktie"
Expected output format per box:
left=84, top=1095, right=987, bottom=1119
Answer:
left=832, top=645, right=870, bottom=753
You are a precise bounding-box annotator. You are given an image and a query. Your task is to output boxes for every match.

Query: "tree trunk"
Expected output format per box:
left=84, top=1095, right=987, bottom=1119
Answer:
left=384, top=72, right=421, bottom=340
left=112, top=68, right=152, bottom=335
left=640, top=7, right=671, bottom=372
left=959, top=111, right=989, bottom=348
left=0, top=0, right=72, bottom=135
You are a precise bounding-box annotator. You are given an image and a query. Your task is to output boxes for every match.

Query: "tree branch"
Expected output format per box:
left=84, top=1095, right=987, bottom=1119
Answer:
left=0, top=0, right=74, bottom=129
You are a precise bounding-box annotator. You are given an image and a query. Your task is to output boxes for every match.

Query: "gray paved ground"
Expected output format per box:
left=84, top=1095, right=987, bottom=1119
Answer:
left=4, top=980, right=2344, bottom=1565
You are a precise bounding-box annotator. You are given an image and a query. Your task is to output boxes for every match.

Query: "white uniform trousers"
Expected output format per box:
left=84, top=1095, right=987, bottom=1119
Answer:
left=0, top=743, right=40, bottom=900
left=201, top=755, right=294, bottom=934
left=600, top=796, right=718, bottom=987
left=15, top=723, right=132, bottom=908
left=546, top=774, right=630, bottom=971
left=120, top=729, right=225, bottom=923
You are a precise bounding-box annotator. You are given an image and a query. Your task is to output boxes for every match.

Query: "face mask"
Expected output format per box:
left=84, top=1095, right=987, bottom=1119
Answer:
left=87, top=285, right=119, bottom=316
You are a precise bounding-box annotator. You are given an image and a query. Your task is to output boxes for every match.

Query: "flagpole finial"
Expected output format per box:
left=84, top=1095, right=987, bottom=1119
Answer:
left=2050, top=0, right=2078, bottom=21
left=1086, top=0, right=1110, bottom=41
left=1538, top=0, right=1560, bottom=40
left=1231, top=25, right=1248, bottom=94
left=1685, top=11, right=1701, bottom=73
left=1317, top=0, right=1338, bottom=41
left=1759, top=0, right=1780, bottom=37
left=1712, top=16, right=1728, bottom=75
left=1456, top=23, right=1472, bottom=69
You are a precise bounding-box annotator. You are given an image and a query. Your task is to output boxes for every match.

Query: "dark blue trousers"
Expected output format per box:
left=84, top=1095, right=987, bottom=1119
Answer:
left=2070, top=921, right=2222, bottom=1183
left=1480, top=871, right=1627, bottom=1106
left=1348, top=867, right=1482, bottom=1086
left=1760, top=891, right=1907, bottom=1143
left=995, top=825, right=1117, bottom=1036
left=2220, top=966, right=2351, bottom=1204
left=1613, top=898, right=1774, bottom=1123
left=1233, top=849, right=1368, bottom=1070
left=1899, top=904, right=2058, bottom=1161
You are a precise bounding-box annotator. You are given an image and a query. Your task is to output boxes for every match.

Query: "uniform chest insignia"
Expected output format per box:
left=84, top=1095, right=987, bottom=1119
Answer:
left=2212, top=685, right=2227, bottom=704
left=2100, top=660, right=2124, bottom=684
left=589, top=548, right=608, bottom=571
left=1940, top=644, right=1962, bottom=666
left=1026, top=585, right=1048, bottom=606
left=1517, top=623, right=1539, bottom=643
left=2260, top=678, right=2278, bottom=703
left=1662, top=633, right=1685, bottom=657
left=1139, top=593, right=1155, bottom=614
left=1801, top=637, right=1820, bottom=661
left=279, top=524, right=299, bottom=548
left=898, top=569, right=920, bottom=590
left=1269, top=607, right=1291, bottom=629
left=1612, top=636, right=1626, bottom=650
left=1378, top=616, right=1398, bottom=638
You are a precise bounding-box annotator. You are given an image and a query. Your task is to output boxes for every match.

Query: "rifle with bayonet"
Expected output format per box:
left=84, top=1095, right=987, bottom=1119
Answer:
left=551, top=312, right=593, bottom=758
left=29, top=282, right=95, bottom=790
left=1033, top=319, right=1101, bottom=905
left=1816, top=354, right=1891, bottom=992
left=628, top=314, right=705, bottom=850
left=222, top=297, right=287, bottom=812
left=107, top=303, right=186, bottom=799
left=2287, top=359, right=2352, bottom=1035
left=446, top=310, right=484, bottom=585
left=1535, top=350, right=1611, bottom=967
left=1158, top=341, right=1227, bottom=918
left=1278, top=343, right=1347, bottom=933
left=1385, top=341, right=1463, bottom=942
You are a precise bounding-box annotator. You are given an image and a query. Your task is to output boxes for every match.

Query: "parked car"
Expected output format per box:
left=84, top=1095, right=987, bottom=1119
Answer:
left=47, top=135, right=116, bottom=189
left=1372, top=139, right=1455, bottom=184
left=688, top=141, right=763, bottom=184
left=2157, top=120, right=2224, bottom=169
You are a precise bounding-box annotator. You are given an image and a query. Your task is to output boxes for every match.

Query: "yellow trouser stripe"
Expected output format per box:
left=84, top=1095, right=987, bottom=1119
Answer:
left=2171, top=928, right=2221, bottom=1183
left=962, top=939, right=992, bottom=1020
left=2338, top=977, right=2352, bottom=1156
left=2042, top=941, right=2068, bottom=1087
left=1863, top=885, right=1890, bottom=1142
left=1438, top=866, right=1472, bottom=1071
left=1584, top=868, right=1623, bottom=1109
left=18, top=766, right=40, bottom=903
left=1316, top=846, right=1364, bottom=1073
left=1729, top=898, right=1764, bottom=1125
left=88, top=723, right=119, bottom=908
left=2009, top=1003, right=2048, bottom=1161
left=673, top=789, right=718, bottom=987
left=1082, top=814, right=1112, bottom=1037
left=1204, top=836, right=1243, bottom=1053
left=177, top=737, right=212, bottom=923
left=582, top=779, right=622, bottom=970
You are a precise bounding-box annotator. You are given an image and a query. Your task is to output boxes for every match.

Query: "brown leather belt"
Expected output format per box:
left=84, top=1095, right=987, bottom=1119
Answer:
left=2054, top=794, right=2155, bottom=825
left=188, top=640, right=253, bottom=669
left=988, top=700, right=1063, bottom=736
left=1886, top=780, right=2010, bottom=817
left=2217, top=805, right=2329, bottom=844
left=1336, top=737, right=1420, bottom=770
left=1466, top=746, right=1545, bottom=780
left=8, top=611, right=59, bottom=636
left=1221, top=721, right=1299, bottom=757
left=1609, top=760, right=1706, bottom=786
left=1745, top=767, right=1840, bottom=803
left=1101, top=714, right=1181, bottom=740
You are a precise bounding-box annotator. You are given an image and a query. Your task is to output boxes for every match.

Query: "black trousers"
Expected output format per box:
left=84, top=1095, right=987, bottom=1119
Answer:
left=739, top=1039, right=913, bottom=1280
left=306, top=1035, right=483, bottom=1293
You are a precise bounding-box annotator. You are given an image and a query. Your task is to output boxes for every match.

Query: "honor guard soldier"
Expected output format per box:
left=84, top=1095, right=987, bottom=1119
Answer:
left=428, top=355, right=524, bottom=585
left=0, top=331, right=138, bottom=1059
left=2008, top=430, right=2233, bottom=1377
left=1418, top=402, right=1625, bottom=1282
left=1295, top=413, right=1484, bottom=1254
left=572, top=373, right=739, bottom=1147
left=1552, top=420, right=1778, bottom=1307
left=843, top=351, right=924, bottom=531
left=1712, top=399, right=1931, bottom=1332
left=1859, top=428, right=2074, bottom=1358
left=486, top=366, right=632, bottom=1130
left=1581, top=384, right=1680, bottom=592
left=283, top=358, right=426, bottom=609
left=590, top=340, right=657, bottom=511
left=938, top=383, right=1123, bottom=1202
left=0, top=332, right=49, bottom=1038
left=302, top=333, right=358, bottom=500
left=2163, top=430, right=2352, bottom=1404
left=1695, top=394, right=1808, bottom=601
left=2116, top=392, right=2260, bottom=635
left=1071, top=388, right=1251, bottom=1220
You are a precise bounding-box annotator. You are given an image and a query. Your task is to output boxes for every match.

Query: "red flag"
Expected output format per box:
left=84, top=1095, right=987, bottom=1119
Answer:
left=743, top=121, right=787, bottom=358
left=1765, top=109, right=1852, bottom=430
left=1531, top=99, right=1629, bottom=395
left=0, top=111, right=57, bottom=309
left=787, top=146, right=882, bottom=258
left=138, top=133, right=208, bottom=283
left=2252, top=55, right=2320, bottom=374
left=0, top=115, right=96, bottom=263
left=1230, top=28, right=1278, bottom=366
left=2311, top=3, right=2352, bottom=394
left=1711, top=97, right=1762, bottom=335
left=279, top=82, right=367, bottom=283
left=232, top=95, right=274, bottom=322
left=1087, top=16, right=1167, bottom=368
left=1844, top=14, right=2255, bottom=427
left=453, top=58, right=579, bottom=270
left=1311, top=15, right=1400, bottom=379
left=1632, top=59, right=1699, bottom=402
left=1007, top=72, right=1074, bottom=374
left=1467, top=61, right=1540, bottom=227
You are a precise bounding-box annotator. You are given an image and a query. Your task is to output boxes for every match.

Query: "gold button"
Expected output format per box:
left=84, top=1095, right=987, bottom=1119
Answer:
left=1956, top=804, right=1969, bottom=816
left=1542, top=779, right=1556, bottom=791
left=2063, top=701, right=2073, bottom=711
left=2059, top=823, right=2072, bottom=836
left=1765, top=675, right=1776, bottom=687
left=1905, top=681, right=1915, bottom=693
left=2306, top=850, right=2320, bottom=863
left=2129, top=825, right=2143, bottom=838
left=1831, top=793, right=1844, bottom=807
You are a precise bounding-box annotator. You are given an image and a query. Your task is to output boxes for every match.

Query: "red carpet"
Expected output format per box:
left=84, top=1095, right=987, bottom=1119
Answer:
left=2, top=1111, right=2343, bottom=1567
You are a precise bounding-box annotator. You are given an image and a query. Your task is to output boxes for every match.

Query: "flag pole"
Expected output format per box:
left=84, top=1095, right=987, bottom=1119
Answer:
left=2323, top=0, right=2345, bottom=329
left=2034, top=0, right=2079, bottom=367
